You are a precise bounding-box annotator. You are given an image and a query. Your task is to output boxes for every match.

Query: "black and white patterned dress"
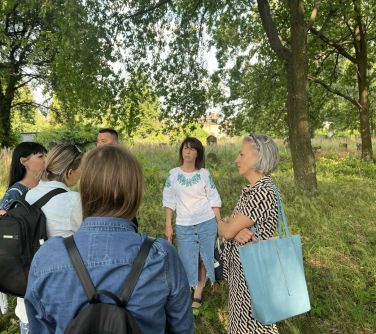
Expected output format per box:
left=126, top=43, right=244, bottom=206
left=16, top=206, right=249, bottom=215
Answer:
left=222, top=176, right=279, bottom=334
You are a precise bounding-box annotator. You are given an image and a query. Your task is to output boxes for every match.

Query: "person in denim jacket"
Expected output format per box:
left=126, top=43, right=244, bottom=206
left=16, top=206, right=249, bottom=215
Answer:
left=25, top=145, right=194, bottom=334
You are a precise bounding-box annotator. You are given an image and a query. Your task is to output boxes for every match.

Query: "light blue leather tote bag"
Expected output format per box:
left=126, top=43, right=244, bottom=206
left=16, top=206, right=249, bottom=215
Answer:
left=238, top=188, right=311, bottom=324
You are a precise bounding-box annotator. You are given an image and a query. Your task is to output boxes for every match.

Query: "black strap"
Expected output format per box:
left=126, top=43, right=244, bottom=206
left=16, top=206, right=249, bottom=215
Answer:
left=64, top=235, right=155, bottom=305
left=34, top=188, right=67, bottom=208
left=120, top=237, right=155, bottom=304
left=131, top=217, right=139, bottom=232
left=95, top=290, right=123, bottom=307
left=64, top=236, right=97, bottom=301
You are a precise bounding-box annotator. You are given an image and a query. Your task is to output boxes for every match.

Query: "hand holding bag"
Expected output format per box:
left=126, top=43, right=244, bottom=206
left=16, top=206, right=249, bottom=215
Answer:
left=238, top=187, right=311, bottom=324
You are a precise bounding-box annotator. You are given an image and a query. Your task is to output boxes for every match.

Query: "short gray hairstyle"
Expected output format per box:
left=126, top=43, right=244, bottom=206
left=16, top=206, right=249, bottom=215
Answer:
left=243, top=134, right=280, bottom=175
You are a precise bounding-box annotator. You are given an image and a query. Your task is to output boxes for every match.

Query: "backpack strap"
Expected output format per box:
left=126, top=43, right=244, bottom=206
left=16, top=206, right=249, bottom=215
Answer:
left=120, top=237, right=155, bottom=304
left=64, top=235, right=155, bottom=306
left=64, top=236, right=97, bottom=301
left=33, top=188, right=67, bottom=208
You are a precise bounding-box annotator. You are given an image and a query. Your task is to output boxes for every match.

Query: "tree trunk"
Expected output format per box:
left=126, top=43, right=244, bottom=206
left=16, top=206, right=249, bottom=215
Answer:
left=0, top=81, right=14, bottom=148
left=0, top=66, right=18, bottom=148
left=257, top=0, right=317, bottom=192
left=357, top=60, right=373, bottom=160
left=286, top=0, right=317, bottom=192
left=354, top=0, right=373, bottom=161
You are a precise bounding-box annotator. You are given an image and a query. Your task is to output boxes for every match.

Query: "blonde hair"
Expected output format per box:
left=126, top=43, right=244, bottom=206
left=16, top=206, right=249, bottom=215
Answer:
left=42, top=144, right=83, bottom=183
left=80, top=145, right=144, bottom=219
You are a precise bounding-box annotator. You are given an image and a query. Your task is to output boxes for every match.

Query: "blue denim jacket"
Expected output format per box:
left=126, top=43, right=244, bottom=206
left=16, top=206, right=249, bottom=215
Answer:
left=0, top=182, right=29, bottom=211
left=25, top=217, right=194, bottom=334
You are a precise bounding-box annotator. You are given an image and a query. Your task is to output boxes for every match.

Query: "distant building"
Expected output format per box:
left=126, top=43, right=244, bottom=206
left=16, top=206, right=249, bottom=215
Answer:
left=198, top=113, right=224, bottom=137
left=323, top=121, right=334, bottom=138
left=20, top=132, right=38, bottom=142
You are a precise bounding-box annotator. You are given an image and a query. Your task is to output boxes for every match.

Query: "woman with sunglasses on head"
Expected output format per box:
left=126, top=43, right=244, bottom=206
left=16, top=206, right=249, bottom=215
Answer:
left=16, top=143, right=84, bottom=334
left=218, top=134, right=280, bottom=334
left=163, top=137, right=222, bottom=309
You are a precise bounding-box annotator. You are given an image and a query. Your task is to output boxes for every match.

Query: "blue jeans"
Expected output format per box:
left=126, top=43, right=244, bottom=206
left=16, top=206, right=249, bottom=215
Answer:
left=176, top=217, right=217, bottom=287
left=20, top=321, right=29, bottom=334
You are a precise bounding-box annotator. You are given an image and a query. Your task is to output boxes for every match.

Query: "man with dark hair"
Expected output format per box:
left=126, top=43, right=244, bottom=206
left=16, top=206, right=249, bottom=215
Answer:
left=97, top=128, right=139, bottom=229
left=97, top=128, right=119, bottom=147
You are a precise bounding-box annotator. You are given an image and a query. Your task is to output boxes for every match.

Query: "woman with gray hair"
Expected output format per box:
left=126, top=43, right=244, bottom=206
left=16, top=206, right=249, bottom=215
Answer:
left=218, top=134, right=280, bottom=334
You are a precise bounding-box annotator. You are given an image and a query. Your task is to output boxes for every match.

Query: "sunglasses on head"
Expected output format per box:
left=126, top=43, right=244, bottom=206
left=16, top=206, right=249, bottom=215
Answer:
left=249, top=134, right=260, bottom=151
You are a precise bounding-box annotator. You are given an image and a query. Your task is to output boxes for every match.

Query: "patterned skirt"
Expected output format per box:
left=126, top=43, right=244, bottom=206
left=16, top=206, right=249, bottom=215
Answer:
left=222, top=240, right=279, bottom=334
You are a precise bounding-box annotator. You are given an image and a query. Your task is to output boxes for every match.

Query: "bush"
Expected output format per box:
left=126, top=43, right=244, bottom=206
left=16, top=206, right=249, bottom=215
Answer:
left=33, top=124, right=98, bottom=149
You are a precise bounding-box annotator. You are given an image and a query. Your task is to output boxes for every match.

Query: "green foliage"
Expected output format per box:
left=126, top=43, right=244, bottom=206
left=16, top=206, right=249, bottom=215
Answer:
left=10, top=86, right=37, bottom=131
left=33, top=124, right=98, bottom=148
left=317, top=155, right=376, bottom=179
left=308, top=0, right=376, bottom=137
left=2, top=85, right=36, bottom=147
left=49, top=0, right=121, bottom=122
left=315, top=128, right=360, bottom=138
left=0, top=0, right=122, bottom=147
left=105, top=0, right=212, bottom=127
left=0, top=295, right=17, bottom=334
left=102, top=71, right=164, bottom=139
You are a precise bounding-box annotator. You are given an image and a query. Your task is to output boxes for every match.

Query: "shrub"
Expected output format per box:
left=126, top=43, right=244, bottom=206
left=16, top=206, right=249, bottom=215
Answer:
left=33, top=124, right=98, bottom=148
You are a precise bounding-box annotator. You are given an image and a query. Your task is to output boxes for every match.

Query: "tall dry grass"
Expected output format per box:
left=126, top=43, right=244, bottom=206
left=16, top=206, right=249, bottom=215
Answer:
left=0, top=148, right=12, bottom=193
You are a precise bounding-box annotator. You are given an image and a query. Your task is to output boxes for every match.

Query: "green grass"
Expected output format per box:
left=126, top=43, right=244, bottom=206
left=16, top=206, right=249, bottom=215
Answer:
left=1, top=141, right=376, bottom=334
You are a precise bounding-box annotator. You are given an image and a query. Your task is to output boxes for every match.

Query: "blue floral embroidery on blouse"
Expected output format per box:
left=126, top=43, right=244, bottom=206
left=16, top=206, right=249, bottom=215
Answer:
left=208, top=175, right=216, bottom=190
left=177, top=173, right=201, bottom=187
left=164, top=176, right=172, bottom=188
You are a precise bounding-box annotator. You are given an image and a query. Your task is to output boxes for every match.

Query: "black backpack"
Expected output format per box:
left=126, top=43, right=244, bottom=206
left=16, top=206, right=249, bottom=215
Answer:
left=63, top=235, right=155, bottom=334
left=0, top=188, right=67, bottom=297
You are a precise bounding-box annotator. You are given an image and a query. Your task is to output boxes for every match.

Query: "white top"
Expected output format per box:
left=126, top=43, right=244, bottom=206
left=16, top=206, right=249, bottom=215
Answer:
left=16, top=180, right=82, bottom=323
left=163, top=167, right=221, bottom=226
left=25, top=180, right=82, bottom=238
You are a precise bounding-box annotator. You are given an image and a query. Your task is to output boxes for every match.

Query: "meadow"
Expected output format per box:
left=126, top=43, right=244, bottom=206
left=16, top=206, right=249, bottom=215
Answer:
left=0, top=137, right=375, bottom=334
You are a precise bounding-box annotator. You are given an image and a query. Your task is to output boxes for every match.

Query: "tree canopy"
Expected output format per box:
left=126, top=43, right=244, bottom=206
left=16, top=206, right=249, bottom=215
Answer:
left=0, top=0, right=119, bottom=147
left=2, top=0, right=376, bottom=192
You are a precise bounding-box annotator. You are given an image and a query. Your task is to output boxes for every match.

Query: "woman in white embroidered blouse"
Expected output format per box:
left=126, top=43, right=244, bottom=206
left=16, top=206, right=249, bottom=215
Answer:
left=163, top=137, right=222, bottom=308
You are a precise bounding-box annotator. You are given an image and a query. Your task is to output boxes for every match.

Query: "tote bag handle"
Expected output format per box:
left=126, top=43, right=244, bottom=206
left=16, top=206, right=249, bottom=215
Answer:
left=251, top=184, right=290, bottom=239
left=271, top=185, right=291, bottom=238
